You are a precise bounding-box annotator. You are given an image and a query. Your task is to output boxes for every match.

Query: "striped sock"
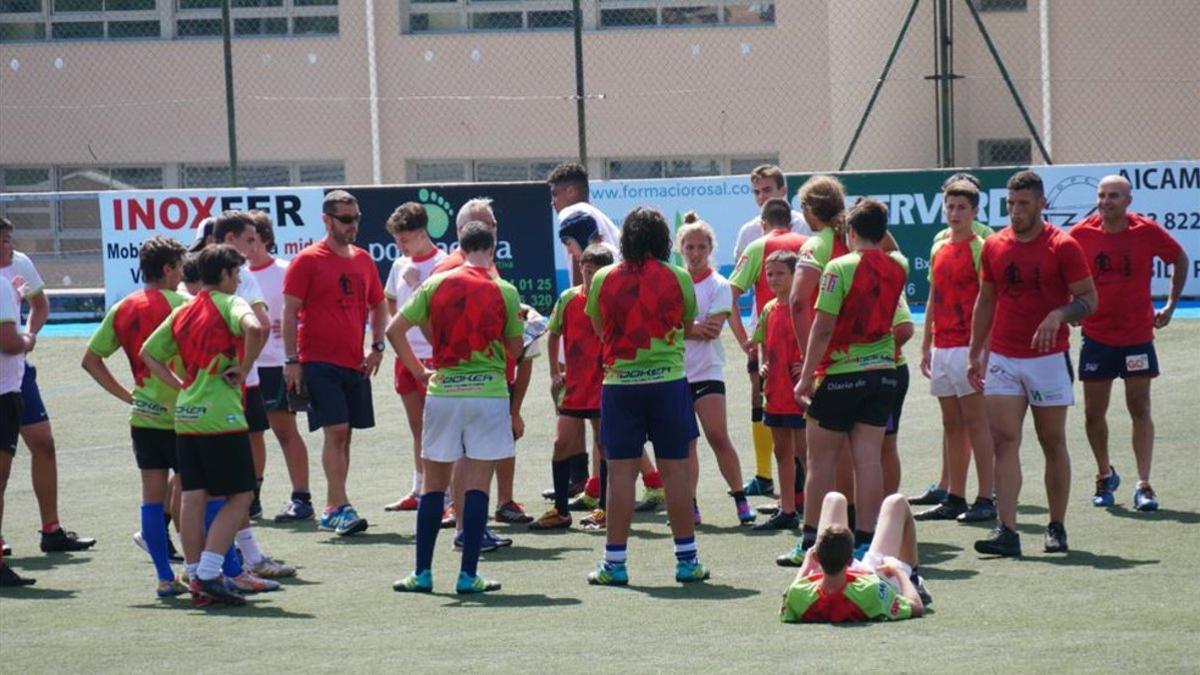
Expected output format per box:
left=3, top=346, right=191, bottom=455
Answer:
left=674, top=536, right=698, bottom=564
left=604, top=543, right=627, bottom=568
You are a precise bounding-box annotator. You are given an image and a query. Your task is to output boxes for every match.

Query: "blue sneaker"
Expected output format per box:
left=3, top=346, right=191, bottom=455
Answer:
left=776, top=542, right=806, bottom=567
left=317, top=506, right=343, bottom=532
left=274, top=498, right=314, bottom=523
left=453, top=530, right=499, bottom=553
left=853, top=542, right=870, bottom=560
left=675, top=559, right=710, bottom=583
left=1133, top=484, right=1159, bottom=512
left=587, top=561, right=629, bottom=586
left=1092, top=466, right=1120, bottom=507
left=743, top=475, right=776, bottom=497
left=335, top=505, right=368, bottom=536
left=393, top=569, right=433, bottom=593
left=455, top=571, right=501, bottom=594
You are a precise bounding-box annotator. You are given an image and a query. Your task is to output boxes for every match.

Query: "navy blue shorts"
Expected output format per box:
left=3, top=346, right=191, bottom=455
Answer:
left=19, top=364, right=49, bottom=427
left=885, top=363, right=910, bottom=436
left=1079, top=334, right=1160, bottom=381
left=600, top=379, right=698, bottom=461
left=763, top=412, right=806, bottom=429
left=302, top=361, right=375, bottom=432
left=1, top=392, right=22, bottom=455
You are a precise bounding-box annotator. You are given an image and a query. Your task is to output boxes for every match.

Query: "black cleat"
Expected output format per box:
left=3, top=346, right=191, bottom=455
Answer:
left=957, top=497, right=998, bottom=523
left=0, top=563, right=35, bottom=587
left=1043, top=521, right=1069, bottom=553
left=196, top=576, right=247, bottom=606
left=752, top=510, right=799, bottom=532
left=248, top=497, right=263, bottom=520
left=915, top=499, right=967, bottom=521
left=974, top=524, right=1022, bottom=557
left=40, top=528, right=97, bottom=553
left=909, top=485, right=948, bottom=506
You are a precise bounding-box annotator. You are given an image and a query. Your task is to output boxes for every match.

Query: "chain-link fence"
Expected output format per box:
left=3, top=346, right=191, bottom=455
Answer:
left=1, top=0, right=1198, bottom=287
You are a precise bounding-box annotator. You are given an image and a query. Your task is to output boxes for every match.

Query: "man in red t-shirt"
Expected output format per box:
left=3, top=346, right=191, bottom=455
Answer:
left=1069, top=175, right=1188, bottom=513
left=282, top=190, right=388, bottom=537
left=969, top=171, right=1097, bottom=558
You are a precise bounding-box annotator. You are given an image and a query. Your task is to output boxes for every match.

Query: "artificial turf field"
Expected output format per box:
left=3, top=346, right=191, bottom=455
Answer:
left=0, top=325, right=1197, bottom=673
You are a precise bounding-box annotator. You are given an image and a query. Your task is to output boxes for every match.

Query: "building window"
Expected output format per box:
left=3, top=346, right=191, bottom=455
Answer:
left=973, top=0, right=1027, bottom=12
left=174, top=0, right=339, bottom=38
left=403, top=1, right=773, bottom=34
left=606, top=156, right=772, bottom=179
left=977, top=138, right=1032, bottom=167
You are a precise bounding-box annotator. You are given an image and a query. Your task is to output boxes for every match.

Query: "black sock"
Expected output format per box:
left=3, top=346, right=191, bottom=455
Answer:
left=730, top=490, right=747, bottom=507
left=802, top=524, right=817, bottom=548
left=569, top=452, right=589, bottom=485
left=793, top=457, right=806, bottom=492
left=598, top=459, right=608, bottom=510
left=854, top=529, right=874, bottom=549
left=292, top=489, right=312, bottom=503
left=947, top=493, right=967, bottom=506
left=847, top=504, right=857, bottom=533
left=552, top=458, right=571, bottom=515
left=253, top=478, right=263, bottom=503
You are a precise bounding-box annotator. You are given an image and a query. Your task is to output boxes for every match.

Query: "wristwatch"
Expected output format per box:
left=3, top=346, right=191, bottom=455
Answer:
left=371, top=340, right=386, bottom=353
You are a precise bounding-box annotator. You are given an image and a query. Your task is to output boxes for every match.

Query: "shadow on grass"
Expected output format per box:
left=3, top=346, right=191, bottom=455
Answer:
left=1107, top=505, right=1200, bottom=524
left=918, top=542, right=962, bottom=566
left=624, top=528, right=672, bottom=541
left=129, top=599, right=317, bottom=619
left=486, top=545, right=590, bottom=562
left=918, top=566, right=979, bottom=581
left=1016, top=504, right=1049, bottom=516
left=1018, top=549, right=1159, bottom=570
left=0, top=585, right=78, bottom=600
left=10, top=554, right=93, bottom=572
left=624, top=582, right=760, bottom=601
left=315, top=532, right=412, bottom=546
left=274, top=576, right=321, bottom=586
left=441, top=593, right=582, bottom=608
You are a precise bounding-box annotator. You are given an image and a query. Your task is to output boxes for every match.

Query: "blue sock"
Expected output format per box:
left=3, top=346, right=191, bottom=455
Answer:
left=459, top=490, right=489, bottom=578
left=674, top=536, right=698, bottom=564
left=604, top=543, right=627, bottom=568
left=203, top=499, right=243, bottom=577
left=415, top=491, right=445, bottom=573
left=140, top=502, right=174, bottom=582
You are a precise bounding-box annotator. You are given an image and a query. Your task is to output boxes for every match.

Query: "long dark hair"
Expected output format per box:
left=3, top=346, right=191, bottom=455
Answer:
left=619, top=207, right=671, bottom=266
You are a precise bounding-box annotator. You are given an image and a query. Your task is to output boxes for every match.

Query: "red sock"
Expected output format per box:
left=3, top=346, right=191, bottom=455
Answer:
left=41, top=521, right=61, bottom=534
left=584, top=475, right=601, bottom=498
left=642, top=471, right=663, bottom=489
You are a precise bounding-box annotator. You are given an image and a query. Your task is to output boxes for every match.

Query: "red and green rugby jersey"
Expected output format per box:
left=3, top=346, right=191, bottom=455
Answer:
left=87, top=289, right=188, bottom=430
left=815, top=250, right=909, bottom=375
left=729, top=229, right=808, bottom=315
left=928, top=234, right=984, bottom=349
left=780, top=569, right=913, bottom=623
left=401, top=265, right=522, bottom=398
left=797, top=227, right=850, bottom=308
left=548, top=285, right=603, bottom=410
left=142, top=290, right=253, bottom=435
left=585, top=259, right=697, bottom=385
left=893, top=294, right=913, bottom=366
left=753, top=298, right=804, bottom=415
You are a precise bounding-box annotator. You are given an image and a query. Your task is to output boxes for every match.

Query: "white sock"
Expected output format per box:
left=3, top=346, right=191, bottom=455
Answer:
left=185, top=562, right=199, bottom=579
left=235, top=528, right=265, bottom=566
left=412, top=471, right=423, bottom=495
left=197, top=550, right=224, bottom=581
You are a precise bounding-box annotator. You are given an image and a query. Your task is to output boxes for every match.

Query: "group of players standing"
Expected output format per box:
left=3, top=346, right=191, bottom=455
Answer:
left=0, top=161, right=1187, bottom=622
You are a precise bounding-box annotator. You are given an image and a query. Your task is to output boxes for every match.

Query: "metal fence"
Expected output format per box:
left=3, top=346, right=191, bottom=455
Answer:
left=1, top=0, right=1198, bottom=285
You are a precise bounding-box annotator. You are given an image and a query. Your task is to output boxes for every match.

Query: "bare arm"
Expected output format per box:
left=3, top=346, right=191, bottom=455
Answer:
left=510, top=357, right=532, bottom=440
left=967, top=281, right=996, bottom=392
left=385, top=313, right=430, bottom=383
left=25, top=290, right=49, bottom=336
left=789, top=266, right=820, bottom=353
left=0, top=322, right=34, bottom=355
left=387, top=297, right=398, bottom=317
left=81, top=350, right=133, bottom=405
left=232, top=312, right=267, bottom=386
left=920, top=284, right=935, bottom=378
left=1031, top=277, right=1096, bottom=353
left=878, top=564, right=925, bottom=618
left=793, top=310, right=836, bottom=405
left=363, top=299, right=389, bottom=376
left=282, top=294, right=303, bottom=393
left=727, top=286, right=751, bottom=352
left=139, top=347, right=183, bottom=392
left=1156, top=250, right=1190, bottom=328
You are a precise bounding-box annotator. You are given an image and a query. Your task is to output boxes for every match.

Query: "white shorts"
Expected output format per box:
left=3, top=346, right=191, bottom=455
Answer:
left=422, top=396, right=515, bottom=463
left=929, top=346, right=975, bottom=398
left=983, top=352, right=1075, bottom=406
left=851, top=552, right=911, bottom=592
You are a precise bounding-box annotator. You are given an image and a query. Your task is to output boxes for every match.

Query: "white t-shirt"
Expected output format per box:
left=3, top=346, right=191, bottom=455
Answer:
left=0, top=250, right=46, bottom=333
left=0, top=279, right=25, bottom=394
left=733, top=210, right=810, bottom=259
left=685, top=270, right=732, bottom=384
left=236, top=264, right=267, bottom=387
left=384, top=248, right=447, bottom=360
left=557, top=202, right=622, bottom=261
left=249, top=258, right=288, bottom=368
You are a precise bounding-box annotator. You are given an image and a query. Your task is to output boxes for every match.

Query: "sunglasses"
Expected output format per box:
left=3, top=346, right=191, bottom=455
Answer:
left=330, top=213, right=361, bottom=224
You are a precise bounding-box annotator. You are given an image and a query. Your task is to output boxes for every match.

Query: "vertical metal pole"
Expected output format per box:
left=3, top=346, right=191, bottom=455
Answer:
left=221, top=0, right=239, bottom=185
left=572, top=0, right=588, bottom=167
left=935, top=0, right=955, bottom=166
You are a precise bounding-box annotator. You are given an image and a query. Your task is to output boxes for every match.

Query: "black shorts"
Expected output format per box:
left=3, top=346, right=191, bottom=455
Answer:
left=130, top=427, right=178, bottom=471
left=1079, top=334, right=1160, bottom=381
left=245, top=386, right=270, bottom=433
left=177, top=432, right=255, bottom=496
left=885, top=363, right=910, bottom=436
left=808, top=369, right=898, bottom=432
left=689, top=380, right=726, bottom=401
left=559, top=408, right=600, bottom=420
left=19, top=364, right=49, bottom=427
left=257, top=366, right=291, bottom=413
left=302, top=361, right=375, bottom=432
left=1, top=392, right=22, bottom=456
left=763, top=412, right=806, bottom=429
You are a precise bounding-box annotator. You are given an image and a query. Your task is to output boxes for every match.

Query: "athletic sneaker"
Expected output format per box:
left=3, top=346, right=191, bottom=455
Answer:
left=1133, top=484, right=1159, bottom=512
left=229, top=571, right=280, bottom=593
left=743, top=475, right=776, bottom=497
left=911, top=573, right=933, bottom=606
left=752, top=510, right=799, bottom=531
left=393, top=569, right=433, bottom=593
left=494, top=501, right=533, bottom=524
left=915, top=499, right=967, bottom=521
left=581, top=508, right=607, bottom=530
left=274, top=498, right=315, bottom=522
left=0, top=563, right=35, bottom=587
left=456, top=571, right=501, bottom=594
left=0, top=537, right=10, bottom=557
left=587, top=561, right=628, bottom=586
left=776, top=542, right=806, bottom=567
left=675, top=559, right=710, bottom=583
left=568, top=493, right=598, bottom=511
left=485, top=528, right=513, bottom=548
left=40, top=528, right=97, bottom=553
left=974, top=524, right=1022, bottom=557
left=133, top=530, right=185, bottom=562
left=736, top=501, right=756, bottom=525
left=156, top=578, right=188, bottom=598
left=441, top=506, right=457, bottom=529
left=317, top=507, right=341, bottom=532
left=756, top=501, right=780, bottom=515
left=956, top=497, right=997, bottom=523
left=248, top=497, right=263, bottom=520
left=1092, top=466, right=1120, bottom=507
left=193, top=576, right=246, bottom=607
left=335, top=506, right=369, bottom=536
left=529, top=508, right=572, bottom=531
left=909, top=485, right=948, bottom=506
left=248, top=557, right=296, bottom=578
left=384, top=493, right=420, bottom=512
left=633, top=487, right=666, bottom=513
left=1043, top=521, right=1069, bottom=553
left=453, top=531, right=499, bottom=554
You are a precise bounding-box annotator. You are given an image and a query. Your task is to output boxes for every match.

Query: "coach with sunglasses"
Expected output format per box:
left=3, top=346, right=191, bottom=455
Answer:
left=281, top=190, right=389, bottom=537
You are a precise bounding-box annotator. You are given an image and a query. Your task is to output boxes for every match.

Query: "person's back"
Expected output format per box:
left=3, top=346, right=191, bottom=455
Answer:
left=819, top=248, right=908, bottom=375
left=93, top=288, right=187, bottom=427
left=782, top=568, right=913, bottom=623
left=589, top=258, right=691, bottom=384
left=162, top=290, right=251, bottom=434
